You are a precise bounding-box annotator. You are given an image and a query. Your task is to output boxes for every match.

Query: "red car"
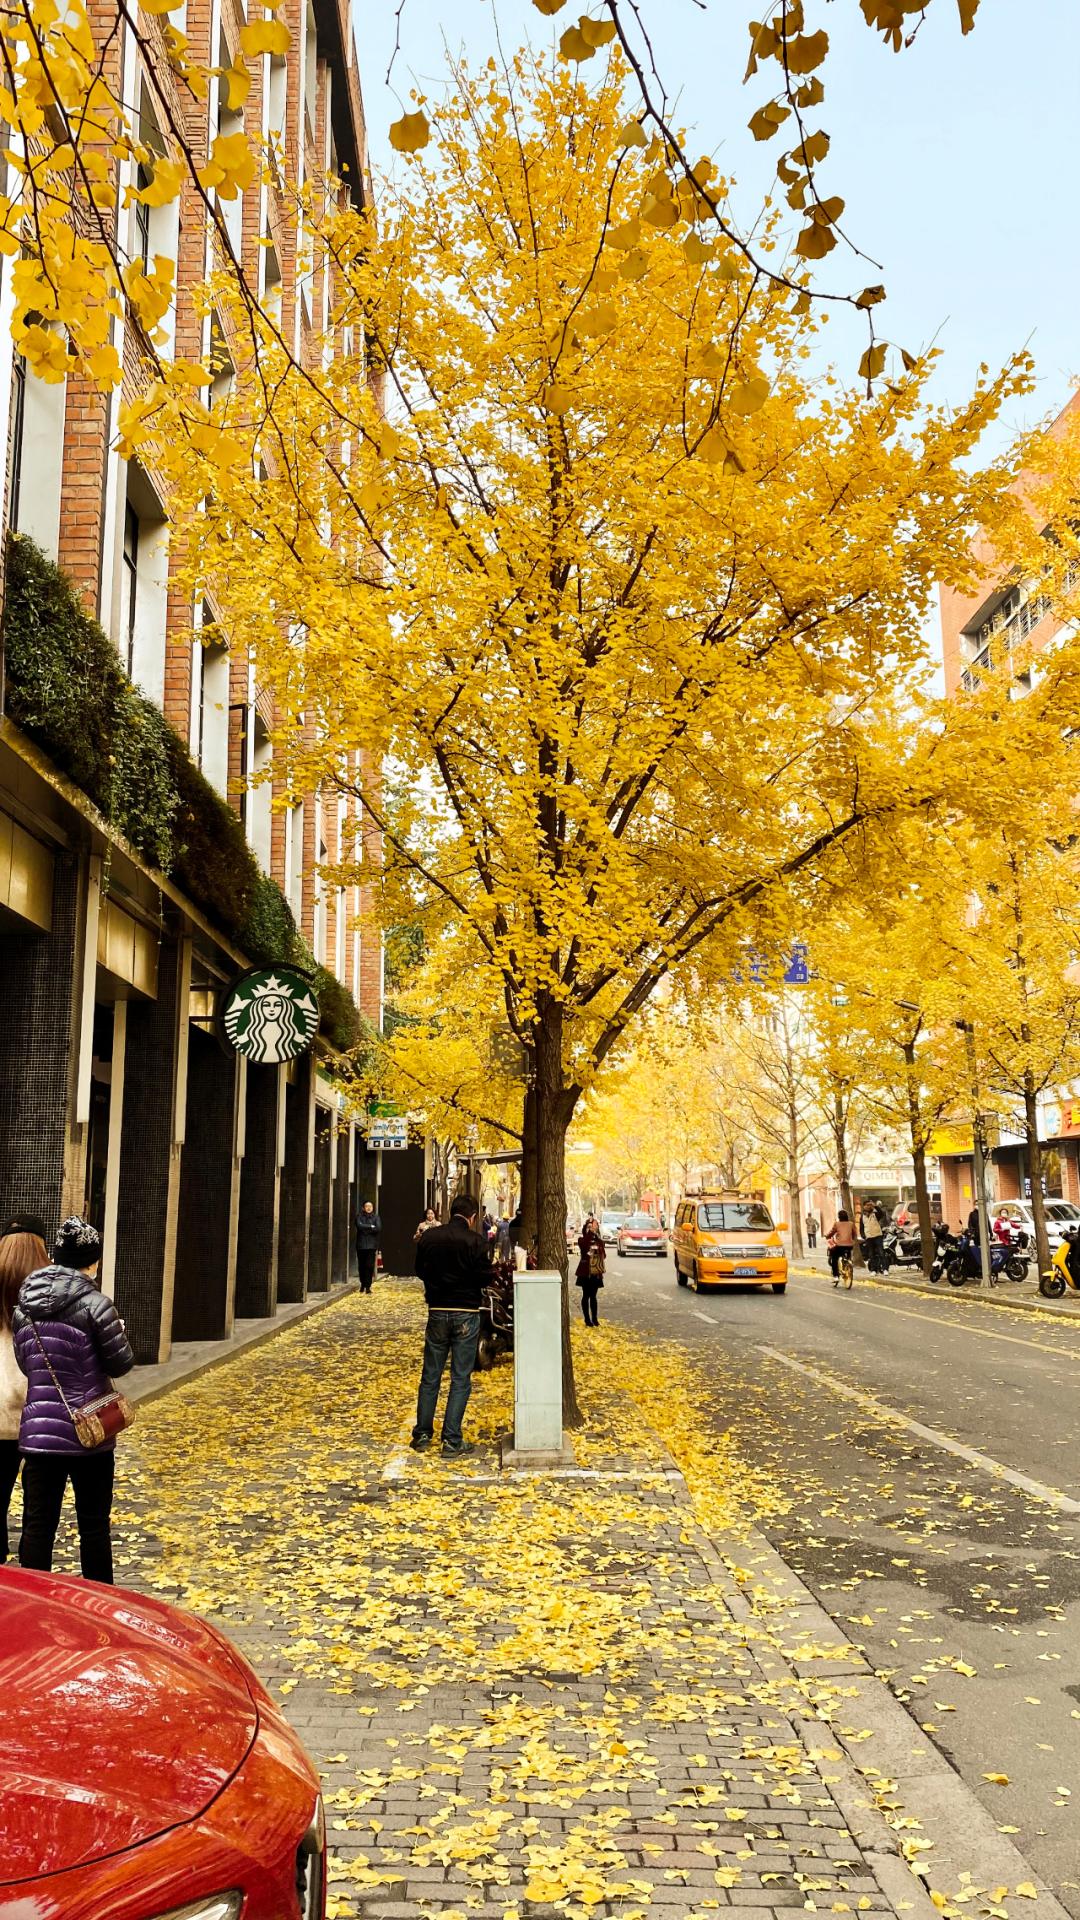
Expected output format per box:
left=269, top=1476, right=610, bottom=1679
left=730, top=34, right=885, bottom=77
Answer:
left=0, top=1566, right=325, bottom=1920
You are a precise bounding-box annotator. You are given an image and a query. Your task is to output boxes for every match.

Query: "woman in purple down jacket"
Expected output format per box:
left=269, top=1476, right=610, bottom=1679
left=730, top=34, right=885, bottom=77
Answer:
left=14, top=1215, right=134, bottom=1584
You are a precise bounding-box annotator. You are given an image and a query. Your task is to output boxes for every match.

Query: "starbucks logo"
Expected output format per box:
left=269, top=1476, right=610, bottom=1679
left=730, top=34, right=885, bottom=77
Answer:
left=220, top=966, right=320, bottom=1064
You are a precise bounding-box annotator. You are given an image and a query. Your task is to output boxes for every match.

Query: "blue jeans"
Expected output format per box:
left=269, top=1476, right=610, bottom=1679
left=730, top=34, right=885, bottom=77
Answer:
left=413, top=1311, right=480, bottom=1448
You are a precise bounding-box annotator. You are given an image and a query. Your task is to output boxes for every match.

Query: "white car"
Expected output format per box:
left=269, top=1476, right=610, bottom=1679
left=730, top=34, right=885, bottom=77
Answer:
left=599, top=1211, right=629, bottom=1245
left=992, top=1198, right=1080, bottom=1253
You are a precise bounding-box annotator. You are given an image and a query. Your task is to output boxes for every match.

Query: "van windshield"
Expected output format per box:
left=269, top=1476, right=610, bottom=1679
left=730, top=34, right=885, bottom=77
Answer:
left=697, top=1202, right=773, bottom=1232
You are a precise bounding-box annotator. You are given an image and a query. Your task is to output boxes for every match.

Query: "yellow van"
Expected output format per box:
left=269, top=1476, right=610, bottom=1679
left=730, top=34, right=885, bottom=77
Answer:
left=672, top=1190, right=788, bottom=1294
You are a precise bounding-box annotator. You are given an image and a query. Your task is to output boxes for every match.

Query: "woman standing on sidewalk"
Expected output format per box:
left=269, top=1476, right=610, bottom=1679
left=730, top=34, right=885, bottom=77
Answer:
left=0, top=1218, right=49, bottom=1562
left=14, top=1216, right=134, bottom=1585
left=355, top=1199, right=382, bottom=1294
left=575, top=1217, right=606, bottom=1326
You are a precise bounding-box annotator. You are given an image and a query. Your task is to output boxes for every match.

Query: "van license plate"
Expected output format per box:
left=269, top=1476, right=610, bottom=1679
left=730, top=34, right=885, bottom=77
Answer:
left=734, top=1266, right=758, bottom=1277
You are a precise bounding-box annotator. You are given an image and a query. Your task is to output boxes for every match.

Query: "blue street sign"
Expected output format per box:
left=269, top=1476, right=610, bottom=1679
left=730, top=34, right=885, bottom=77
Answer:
left=784, top=943, right=810, bottom=986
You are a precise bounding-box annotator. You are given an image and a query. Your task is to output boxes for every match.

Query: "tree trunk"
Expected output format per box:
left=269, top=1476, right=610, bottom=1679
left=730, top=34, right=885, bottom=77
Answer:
left=518, top=1080, right=539, bottom=1253
left=1023, top=1070, right=1051, bottom=1275
left=787, top=1100, right=804, bottom=1259
left=534, top=999, right=582, bottom=1429
left=902, top=1041, right=934, bottom=1277
left=832, top=1082, right=861, bottom=1267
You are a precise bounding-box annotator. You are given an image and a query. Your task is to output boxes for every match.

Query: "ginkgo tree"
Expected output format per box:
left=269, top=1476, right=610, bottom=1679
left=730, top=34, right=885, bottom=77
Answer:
left=92, top=51, right=1034, bottom=1418
left=0, top=0, right=1040, bottom=1417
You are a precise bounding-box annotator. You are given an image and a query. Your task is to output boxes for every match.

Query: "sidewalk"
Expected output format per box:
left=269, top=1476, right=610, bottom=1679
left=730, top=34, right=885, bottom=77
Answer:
left=790, top=1244, right=1080, bottom=1319
left=101, top=1286, right=1067, bottom=1920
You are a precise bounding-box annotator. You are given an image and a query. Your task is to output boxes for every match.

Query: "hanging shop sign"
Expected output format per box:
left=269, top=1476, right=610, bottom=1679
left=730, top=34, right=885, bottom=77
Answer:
left=219, top=966, right=320, bottom=1064
left=366, top=1111, right=409, bottom=1151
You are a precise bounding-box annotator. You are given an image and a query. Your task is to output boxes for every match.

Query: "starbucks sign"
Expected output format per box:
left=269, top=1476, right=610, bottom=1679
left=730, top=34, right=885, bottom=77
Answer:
left=220, top=966, right=320, bottom=1064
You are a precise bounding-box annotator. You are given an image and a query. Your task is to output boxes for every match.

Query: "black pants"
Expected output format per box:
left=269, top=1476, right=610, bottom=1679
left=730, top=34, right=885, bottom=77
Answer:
left=579, top=1283, right=601, bottom=1325
left=356, top=1246, right=377, bottom=1292
left=20, top=1450, right=115, bottom=1584
left=0, top=1439, right=21, bottom=1562
left=807, top=1230, right=817, bottom=1249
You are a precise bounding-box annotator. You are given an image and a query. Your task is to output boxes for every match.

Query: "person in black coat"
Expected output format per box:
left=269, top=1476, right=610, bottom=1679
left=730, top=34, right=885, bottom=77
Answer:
left=411, top=1195, right=492, bottom=1455
left=355, top=1200, right=381, bottom=1293
left=575, top=1216, right=605, bottom=1326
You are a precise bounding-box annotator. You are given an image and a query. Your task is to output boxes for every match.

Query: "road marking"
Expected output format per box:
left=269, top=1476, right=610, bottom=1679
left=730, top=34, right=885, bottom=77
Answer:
left=759, top=1345, right=1080, bottom=1516
left=692, top=1309, right=716, bottom=1324
left=799, top=1270, right=1080, bottom=1365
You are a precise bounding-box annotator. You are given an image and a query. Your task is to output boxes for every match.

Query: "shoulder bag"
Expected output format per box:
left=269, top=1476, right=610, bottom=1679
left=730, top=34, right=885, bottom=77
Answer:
left=27, top=1319, right=135, bottom=1448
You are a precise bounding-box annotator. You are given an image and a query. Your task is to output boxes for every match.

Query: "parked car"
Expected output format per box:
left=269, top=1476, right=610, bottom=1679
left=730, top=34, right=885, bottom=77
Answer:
left=0, top=1565, right=326, bottom=1920
left=992, top=1198, right=1080, bottom=1254
left=616, top=1213, right=667, bottom=1257
left=599, top=1210, right=629, bottom=1245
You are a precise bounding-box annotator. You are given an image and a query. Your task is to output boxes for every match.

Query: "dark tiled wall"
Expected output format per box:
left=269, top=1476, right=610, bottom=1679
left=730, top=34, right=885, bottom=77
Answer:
left=114, top=940, right=183, bottom=1363
left=172, top=1026, right=238, bottom=1342
left=278, top=1055, right=312, bottom=1303
left=308, top=1108, right=331, bottom=1294
left=234, top=1063, right=281, bottom=1319
left=331, top=1131, right=351, bottom=1286
left=0, top=855, right=80, bottom=1235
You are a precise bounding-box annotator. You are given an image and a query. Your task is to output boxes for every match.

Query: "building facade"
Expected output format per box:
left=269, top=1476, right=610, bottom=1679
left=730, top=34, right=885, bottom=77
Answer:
left=937, top=387, right=1080, bottom=1220
left=0, top=0, right=380, bottom=1360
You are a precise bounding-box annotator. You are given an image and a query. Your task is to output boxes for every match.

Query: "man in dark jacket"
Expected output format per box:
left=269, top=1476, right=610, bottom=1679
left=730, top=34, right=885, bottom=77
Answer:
left=411, top=1194, right=491, bottom=1456
left=355, top=1199, right=381, bottom=1293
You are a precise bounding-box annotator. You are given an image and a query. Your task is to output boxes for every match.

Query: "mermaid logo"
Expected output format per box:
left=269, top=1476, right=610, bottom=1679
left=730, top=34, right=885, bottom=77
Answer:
left=220, top=966, right=320, bottom=1064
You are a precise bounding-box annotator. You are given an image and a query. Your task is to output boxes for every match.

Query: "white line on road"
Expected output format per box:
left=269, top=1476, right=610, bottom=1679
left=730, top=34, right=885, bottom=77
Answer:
left=759, top=1345, right=1080, bottom=1516
left=692, top=1310, right=716, bottom=1324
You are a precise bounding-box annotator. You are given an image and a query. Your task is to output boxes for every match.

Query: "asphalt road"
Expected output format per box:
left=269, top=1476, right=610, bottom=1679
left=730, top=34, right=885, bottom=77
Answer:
left=600, top=1245, right=1080, bottom=1911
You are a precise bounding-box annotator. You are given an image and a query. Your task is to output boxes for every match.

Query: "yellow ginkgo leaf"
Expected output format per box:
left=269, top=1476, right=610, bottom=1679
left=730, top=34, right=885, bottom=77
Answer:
left=388, top=111, right=430, bottom=154
left=728, top=375, right=770, bottom=415
left=240, top=15, right=290, bottom=56
left=983, top=1773, right=1009, bottom=1785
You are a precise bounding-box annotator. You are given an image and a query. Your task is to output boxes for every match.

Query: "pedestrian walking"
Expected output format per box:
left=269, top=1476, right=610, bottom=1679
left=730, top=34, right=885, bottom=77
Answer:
left=411, top=1193, right=491, bottom=1456
left=825, top=1210, right=856, bottom=1282
left=414, top=1206, right=438, bottom=1243
left=14, top=1216, right=134, bottom=1585
left=0, top=1218, right=49, bottom=1561
left=804, top=1211, right=818, bottom=1251
left=575, top=1216, right=605, bottom=1326
left=355, top=1198, right=381, bottom=1293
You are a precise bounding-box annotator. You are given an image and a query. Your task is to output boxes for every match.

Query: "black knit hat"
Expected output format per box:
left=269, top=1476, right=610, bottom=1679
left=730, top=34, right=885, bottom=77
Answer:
left=53, top=1215, right=102, bottom=1270
left=1, top=1213, right=48, bottom=1243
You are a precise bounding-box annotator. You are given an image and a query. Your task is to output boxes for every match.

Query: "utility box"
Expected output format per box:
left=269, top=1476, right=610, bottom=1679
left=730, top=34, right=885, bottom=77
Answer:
left=502, top=1269, right=574, bottom=1468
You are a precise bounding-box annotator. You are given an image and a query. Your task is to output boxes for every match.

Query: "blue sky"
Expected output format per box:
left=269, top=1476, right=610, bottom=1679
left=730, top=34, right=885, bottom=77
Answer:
left=357, top=0, right=1078, bottom=442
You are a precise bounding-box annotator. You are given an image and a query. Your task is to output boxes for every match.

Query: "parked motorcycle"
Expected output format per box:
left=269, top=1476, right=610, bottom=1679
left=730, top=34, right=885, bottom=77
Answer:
left=1039, top=1227, right=1080, bottom=1298
left=881, top=1222, right=923, bottom=1270
left=945, top=1229, right=1029, bottom=1287
left=929, top=1221, right=958, bottom=1283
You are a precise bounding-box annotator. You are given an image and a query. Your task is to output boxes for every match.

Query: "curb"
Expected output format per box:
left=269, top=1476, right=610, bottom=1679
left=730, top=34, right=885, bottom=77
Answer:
left=126, top=1281, right=358, bottom=1408
left=658, top=1457, right=1071, bottom=1918
left=790, top=1262, right=1080, bottom=1321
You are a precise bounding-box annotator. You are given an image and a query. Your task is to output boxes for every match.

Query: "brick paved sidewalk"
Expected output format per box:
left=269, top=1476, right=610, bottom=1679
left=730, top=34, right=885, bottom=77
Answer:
left=85, top=1288, right=1032, bottom=1920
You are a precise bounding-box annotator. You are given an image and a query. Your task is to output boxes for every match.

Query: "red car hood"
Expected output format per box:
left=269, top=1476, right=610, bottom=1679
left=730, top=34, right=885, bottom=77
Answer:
left=0, top=1567, right=259, bottom=1882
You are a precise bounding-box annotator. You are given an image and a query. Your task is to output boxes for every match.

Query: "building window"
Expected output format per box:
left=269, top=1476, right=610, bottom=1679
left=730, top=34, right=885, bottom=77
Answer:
left=6, top=348, right=66, bottom=560
left=7, top=352, right=25, bottom=532
left=134, top=164, right=151, bottom=270
left=121, top=502, right=139, bottom=677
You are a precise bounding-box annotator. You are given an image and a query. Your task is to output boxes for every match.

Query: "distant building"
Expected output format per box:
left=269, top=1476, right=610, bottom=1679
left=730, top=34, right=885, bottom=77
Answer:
left=0, top=0, right=380, bottom=1360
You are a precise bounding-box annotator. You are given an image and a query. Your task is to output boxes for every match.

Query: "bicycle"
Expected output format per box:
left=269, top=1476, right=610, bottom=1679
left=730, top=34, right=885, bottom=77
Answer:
left=831, top=1250, right=854, bottom=1290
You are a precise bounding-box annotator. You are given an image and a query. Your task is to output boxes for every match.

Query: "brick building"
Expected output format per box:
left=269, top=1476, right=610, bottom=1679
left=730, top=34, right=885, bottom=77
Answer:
left=0, top=0, right=382, bottom=1360
left=937, top=388, right=1080, bottom=1218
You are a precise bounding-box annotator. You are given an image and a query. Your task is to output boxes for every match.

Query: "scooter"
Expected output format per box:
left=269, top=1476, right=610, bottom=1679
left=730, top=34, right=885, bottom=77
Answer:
left=475, top=1259, right=515, bottom=1369
left=1039, top=1228, right=1080, bottom=1298
left=929, top=1222, right=959, bottom=1283
left=882, top=1222, right=923, bottom=1270
left=944, top=1229, right=1029, bottom=1287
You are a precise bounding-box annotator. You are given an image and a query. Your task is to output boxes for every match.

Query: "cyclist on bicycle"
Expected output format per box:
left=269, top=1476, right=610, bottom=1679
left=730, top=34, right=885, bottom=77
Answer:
left=825, top=1210, right=856, bottom=1282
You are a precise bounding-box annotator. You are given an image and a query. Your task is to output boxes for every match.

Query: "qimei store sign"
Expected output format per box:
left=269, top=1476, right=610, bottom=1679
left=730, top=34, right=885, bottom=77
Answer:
left=219, top=966, right=320, bottom=1064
